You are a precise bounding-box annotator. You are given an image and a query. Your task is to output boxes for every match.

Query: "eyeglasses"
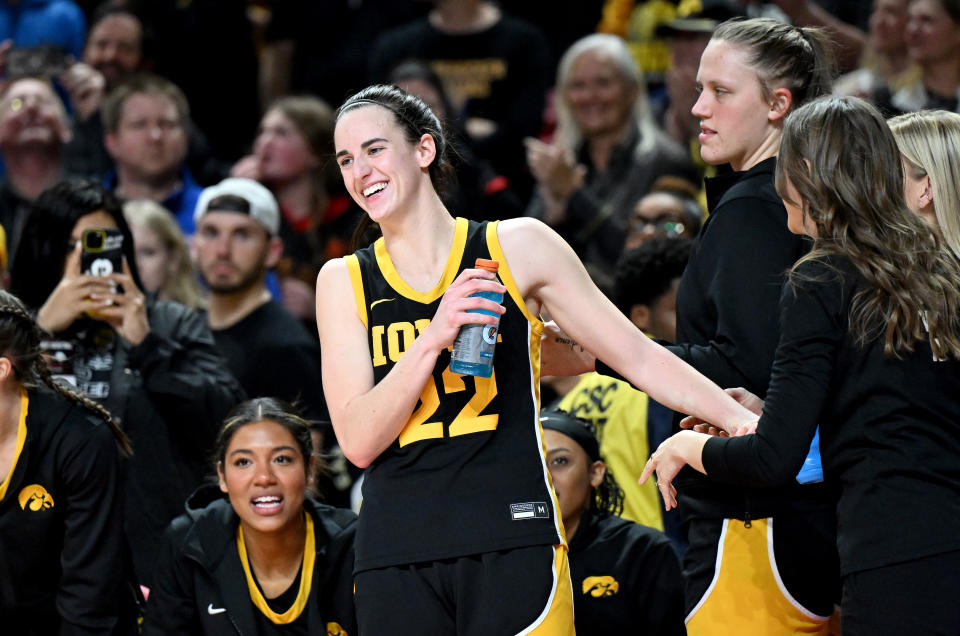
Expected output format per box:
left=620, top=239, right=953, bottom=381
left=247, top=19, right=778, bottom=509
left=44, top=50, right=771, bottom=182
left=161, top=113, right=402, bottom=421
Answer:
left=631, top=218, right=687, bottom=237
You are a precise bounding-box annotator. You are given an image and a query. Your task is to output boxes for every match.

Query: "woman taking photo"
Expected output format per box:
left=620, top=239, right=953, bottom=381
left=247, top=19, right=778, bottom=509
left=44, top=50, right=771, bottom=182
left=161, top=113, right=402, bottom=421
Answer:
left=318, top=84, right=756, bottom=634
left=888, top=109, right=960, bottom=259
left=144, top=398, right=358, bottom=635
left=0, top=290, right=138, bottom=635
left=643, top=95, right=960, bottom=636
left=541, top=410, right=684, bottom=636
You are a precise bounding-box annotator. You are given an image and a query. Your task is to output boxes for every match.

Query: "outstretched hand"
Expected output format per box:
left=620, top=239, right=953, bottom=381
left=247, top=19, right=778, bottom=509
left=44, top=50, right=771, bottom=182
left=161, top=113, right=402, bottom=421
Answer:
left=639, top=430, right=711, bottom=510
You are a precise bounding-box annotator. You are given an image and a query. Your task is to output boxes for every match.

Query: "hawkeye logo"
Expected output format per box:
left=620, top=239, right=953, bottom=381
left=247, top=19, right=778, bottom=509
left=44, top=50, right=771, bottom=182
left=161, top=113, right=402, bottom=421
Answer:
left=18, top=484, right=55, bottom=511
left=583, top=576, right=620, bottom=597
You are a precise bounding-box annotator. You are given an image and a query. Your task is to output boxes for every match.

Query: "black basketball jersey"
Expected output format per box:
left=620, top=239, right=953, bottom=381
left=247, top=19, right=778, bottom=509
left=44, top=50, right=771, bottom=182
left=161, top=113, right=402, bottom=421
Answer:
left=344, top=217, right=563, bottom=571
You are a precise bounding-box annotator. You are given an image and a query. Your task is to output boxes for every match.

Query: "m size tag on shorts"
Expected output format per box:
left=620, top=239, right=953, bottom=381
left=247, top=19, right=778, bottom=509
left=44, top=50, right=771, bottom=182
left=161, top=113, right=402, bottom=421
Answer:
left=510, top=502, right=550, bottom=520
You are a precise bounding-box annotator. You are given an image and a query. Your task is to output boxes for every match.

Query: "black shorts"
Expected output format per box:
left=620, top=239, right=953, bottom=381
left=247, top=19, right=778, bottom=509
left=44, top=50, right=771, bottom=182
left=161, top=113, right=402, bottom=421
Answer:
left=354, top=544, right=574, bottom=636
left=841, top=549, right=960, bottom=636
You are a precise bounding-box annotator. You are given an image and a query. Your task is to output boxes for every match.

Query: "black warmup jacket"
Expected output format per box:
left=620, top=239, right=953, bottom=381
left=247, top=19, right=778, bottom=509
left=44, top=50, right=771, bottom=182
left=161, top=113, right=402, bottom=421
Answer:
left=670, top=157, right=835, bottom=520
left=143, top=486, right=358, bottom=636
left=0, top=387, right=138, bottom=635
left=77, top=300, right=244, bottom=585
left=568, top=511, right=685, bottom=636
left=703, top=255, right=960, bottom=575
left=602, top=158, right=831, bottom=520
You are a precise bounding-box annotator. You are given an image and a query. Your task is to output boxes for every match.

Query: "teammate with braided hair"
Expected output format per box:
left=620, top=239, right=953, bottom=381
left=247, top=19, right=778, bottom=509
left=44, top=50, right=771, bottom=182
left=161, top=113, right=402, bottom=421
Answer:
left=540, top=410, right=684, bottom=636
left=0, top=289, right=139, bottom=635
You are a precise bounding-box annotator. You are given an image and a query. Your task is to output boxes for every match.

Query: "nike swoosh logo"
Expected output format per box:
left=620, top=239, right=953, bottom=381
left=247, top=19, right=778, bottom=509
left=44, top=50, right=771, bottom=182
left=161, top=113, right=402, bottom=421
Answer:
left=207, top=604, right=226, bottom=615
left=371, top=298, right=396, bottom=308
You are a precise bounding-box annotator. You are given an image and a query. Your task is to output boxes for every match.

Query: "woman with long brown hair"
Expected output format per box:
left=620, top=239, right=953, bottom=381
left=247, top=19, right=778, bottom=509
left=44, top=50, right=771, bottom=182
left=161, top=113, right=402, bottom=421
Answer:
left=643, top=95, right=960, bottom=635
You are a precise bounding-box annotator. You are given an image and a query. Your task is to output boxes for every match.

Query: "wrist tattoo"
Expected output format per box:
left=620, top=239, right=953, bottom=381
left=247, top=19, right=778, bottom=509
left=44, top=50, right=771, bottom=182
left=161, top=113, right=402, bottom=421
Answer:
left=554, top=336, right=584, bottom=352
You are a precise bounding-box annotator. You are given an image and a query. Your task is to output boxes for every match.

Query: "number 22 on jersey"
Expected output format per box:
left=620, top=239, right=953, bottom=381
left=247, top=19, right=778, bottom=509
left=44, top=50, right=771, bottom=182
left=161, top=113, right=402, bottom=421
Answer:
left=399, top=366, right=499, bottom=446
left=370, top=318, right=500, bottom=447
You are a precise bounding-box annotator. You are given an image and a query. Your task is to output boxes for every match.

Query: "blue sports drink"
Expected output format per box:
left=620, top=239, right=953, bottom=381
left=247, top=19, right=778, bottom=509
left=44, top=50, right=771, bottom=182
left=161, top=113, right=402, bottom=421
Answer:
left=450, top=259, right=502, bottom=378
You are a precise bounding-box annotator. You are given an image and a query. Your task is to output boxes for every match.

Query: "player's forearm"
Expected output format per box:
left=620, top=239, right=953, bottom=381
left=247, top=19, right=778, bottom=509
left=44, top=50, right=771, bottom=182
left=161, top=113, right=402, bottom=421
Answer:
left=334, top=336, right=443, bottom=468
left=619, top=339, right=756, bottom=433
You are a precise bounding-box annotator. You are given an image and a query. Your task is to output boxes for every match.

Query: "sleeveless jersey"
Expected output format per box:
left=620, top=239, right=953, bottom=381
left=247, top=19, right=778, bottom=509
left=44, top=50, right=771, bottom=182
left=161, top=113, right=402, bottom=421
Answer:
left=344, top=218, right=563, bottom=571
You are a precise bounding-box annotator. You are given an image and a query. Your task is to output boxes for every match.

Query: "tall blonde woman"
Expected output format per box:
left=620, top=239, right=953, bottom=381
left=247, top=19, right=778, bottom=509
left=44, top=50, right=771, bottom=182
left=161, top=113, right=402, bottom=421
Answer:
left=888, top=109, right=960, bottom=259
left=124, top=199, right=204, bottom=309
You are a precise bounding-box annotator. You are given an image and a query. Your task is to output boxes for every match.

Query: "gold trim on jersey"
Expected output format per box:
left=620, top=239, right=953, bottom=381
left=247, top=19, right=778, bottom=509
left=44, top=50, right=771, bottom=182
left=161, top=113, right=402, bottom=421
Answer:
left=685, top=518, right=830, bottom=635
left=519, top=545, right=576, bottom=635
left=486, top=221, right=540, bottom=327
left=373, top=217, right=469, bottom=303
left=237, top=512, right=316, bottom=624
left=0, top=388, right=28, bottom=501
left=485, top=222, right=564, bottom=545
left=344, top=254, right=368, bottom=330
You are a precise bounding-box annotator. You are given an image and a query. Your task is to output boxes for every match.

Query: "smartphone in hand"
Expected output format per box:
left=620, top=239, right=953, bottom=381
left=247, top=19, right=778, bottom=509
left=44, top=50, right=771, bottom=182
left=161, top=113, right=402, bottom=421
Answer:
left=80, top=227, right=123, bottom=276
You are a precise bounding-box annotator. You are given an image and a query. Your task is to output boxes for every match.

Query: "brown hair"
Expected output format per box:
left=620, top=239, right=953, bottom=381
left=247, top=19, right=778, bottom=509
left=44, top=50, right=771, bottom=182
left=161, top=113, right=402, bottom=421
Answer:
left=336, top=84, right=456, bottom=251
left=101, top=73, right=189, bottom=133
left=712, top=17, right=835, bottom=108
left=777, top=96, right=960, bottom=359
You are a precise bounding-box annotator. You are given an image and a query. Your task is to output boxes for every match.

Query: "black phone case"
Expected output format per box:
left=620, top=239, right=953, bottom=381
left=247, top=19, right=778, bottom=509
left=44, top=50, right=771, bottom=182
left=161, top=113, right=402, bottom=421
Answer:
left=81, top=228, right=124, bottom=276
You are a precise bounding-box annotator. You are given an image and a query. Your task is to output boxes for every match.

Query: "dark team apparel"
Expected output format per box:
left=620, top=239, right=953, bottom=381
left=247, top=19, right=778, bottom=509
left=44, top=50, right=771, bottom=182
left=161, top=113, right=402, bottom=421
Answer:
left=0, top=387, right=138, bottom=635
left=568, top=510, right=685, bottom=636
left=144, top=485, right=357, bottom=636
left=345, top=217, right=563, bottom=571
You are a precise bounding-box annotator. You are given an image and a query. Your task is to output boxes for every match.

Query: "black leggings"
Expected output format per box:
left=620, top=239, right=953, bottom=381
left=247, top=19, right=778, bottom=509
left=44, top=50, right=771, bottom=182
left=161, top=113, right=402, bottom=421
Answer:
left=841, top=549, right=960, bottom=636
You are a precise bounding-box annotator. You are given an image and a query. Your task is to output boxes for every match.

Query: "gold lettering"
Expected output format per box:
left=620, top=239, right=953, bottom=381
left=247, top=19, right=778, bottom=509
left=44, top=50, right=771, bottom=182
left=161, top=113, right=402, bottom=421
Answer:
left=386, top=322, right=416, bottom=362
left=371, top=325, right=387, bottom=367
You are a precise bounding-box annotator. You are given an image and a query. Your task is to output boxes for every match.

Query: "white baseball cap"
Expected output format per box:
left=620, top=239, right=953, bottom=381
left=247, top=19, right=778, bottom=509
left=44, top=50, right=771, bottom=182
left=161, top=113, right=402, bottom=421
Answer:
left=194, top=178, right=280, bottom=235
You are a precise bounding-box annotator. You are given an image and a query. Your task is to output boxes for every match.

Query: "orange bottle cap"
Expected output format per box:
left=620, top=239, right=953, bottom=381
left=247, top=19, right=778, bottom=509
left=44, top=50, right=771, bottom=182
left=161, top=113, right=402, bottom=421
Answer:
left=475, top=258, right=499, bottom=272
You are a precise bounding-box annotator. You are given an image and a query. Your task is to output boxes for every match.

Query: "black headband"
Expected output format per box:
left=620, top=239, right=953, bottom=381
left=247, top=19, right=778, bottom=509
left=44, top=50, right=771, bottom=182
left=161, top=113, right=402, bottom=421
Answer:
left=341, top=97, right=442, bottom=148
left=540, top=411, right=600, bottom=462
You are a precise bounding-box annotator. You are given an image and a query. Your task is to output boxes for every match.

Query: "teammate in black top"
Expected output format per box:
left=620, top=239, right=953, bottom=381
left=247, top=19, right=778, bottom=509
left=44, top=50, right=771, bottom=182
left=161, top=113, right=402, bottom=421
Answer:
left=0, top=290, right=138, bottom=635
left=318, top=84, right=757, bottom=634
left=541, top=410, right=685, bottom=636
left=144, top=398, right=357, bottom=636
left=644, top=96, right=960, bottom=636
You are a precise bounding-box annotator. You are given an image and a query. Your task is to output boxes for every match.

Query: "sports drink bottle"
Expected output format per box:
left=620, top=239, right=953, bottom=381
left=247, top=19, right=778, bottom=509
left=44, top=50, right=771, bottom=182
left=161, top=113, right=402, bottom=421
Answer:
left=450, top=259, right=502, bottom=377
